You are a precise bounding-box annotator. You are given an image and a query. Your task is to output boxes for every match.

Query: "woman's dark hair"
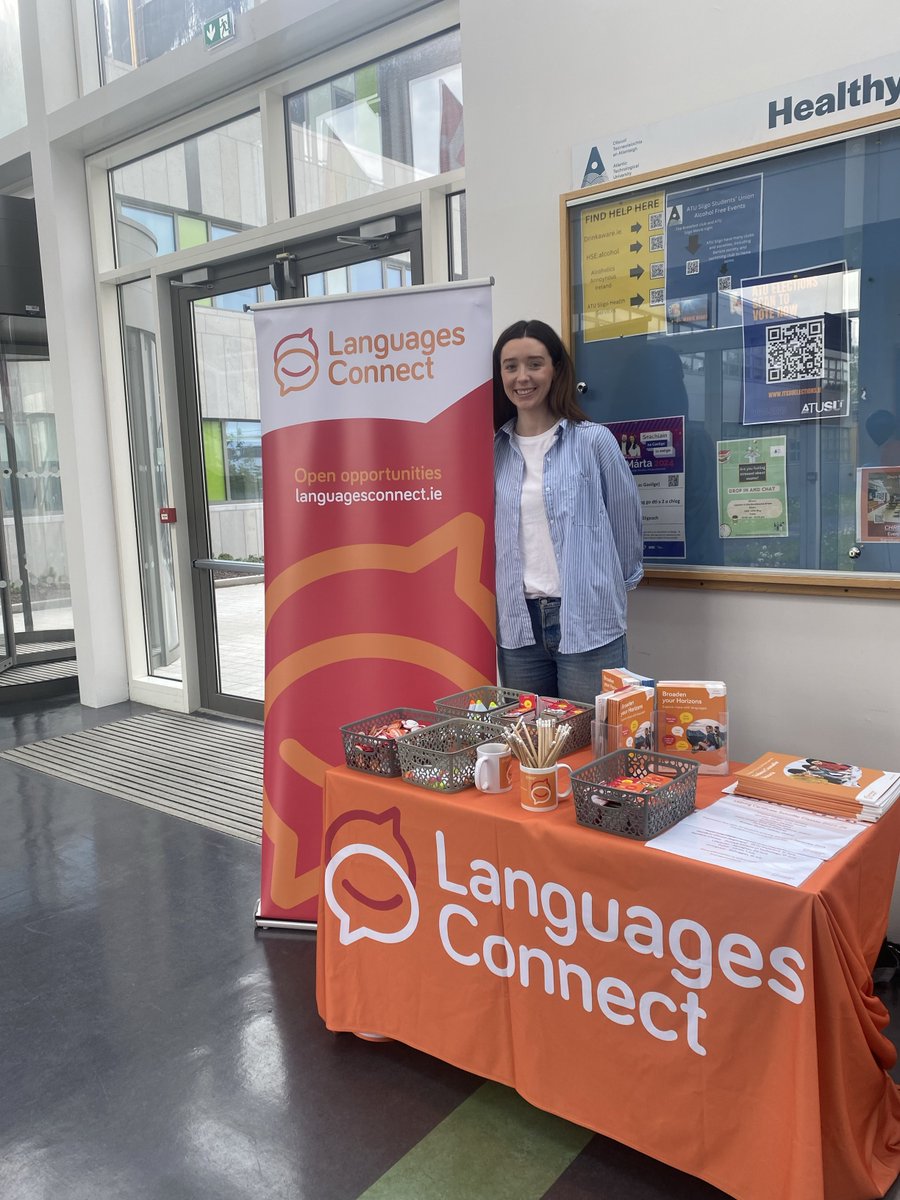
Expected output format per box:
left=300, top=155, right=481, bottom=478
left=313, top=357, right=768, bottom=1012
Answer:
left=492, top=319, right=587, bottom=431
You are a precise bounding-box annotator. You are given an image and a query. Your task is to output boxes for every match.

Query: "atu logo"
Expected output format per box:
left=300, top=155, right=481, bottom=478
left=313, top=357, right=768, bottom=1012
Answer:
left=273, top=329, right=319, bottom=395
left=323, top=807, right=419, bottom=945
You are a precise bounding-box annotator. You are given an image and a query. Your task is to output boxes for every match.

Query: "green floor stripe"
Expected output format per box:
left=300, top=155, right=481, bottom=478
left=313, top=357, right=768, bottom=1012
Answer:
left=358, top=1081, right=593, bottom=1200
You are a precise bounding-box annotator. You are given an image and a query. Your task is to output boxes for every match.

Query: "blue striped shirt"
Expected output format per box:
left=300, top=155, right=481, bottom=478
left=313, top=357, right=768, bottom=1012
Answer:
left=494, top=418, right=643, bottom=652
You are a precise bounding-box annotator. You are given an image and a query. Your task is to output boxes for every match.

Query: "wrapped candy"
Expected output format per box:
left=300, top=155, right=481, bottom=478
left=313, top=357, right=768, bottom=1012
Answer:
left=368, top=717, right=429, bottom=741
left=500, top=693, right=539, bottom=720
left=539, top=697, right=588, bottom=719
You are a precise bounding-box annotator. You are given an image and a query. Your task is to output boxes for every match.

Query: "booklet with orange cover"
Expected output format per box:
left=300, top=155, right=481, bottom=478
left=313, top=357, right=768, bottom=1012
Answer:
left=656, top=681, right=728, bottom=775
left=733, top=752, right=900, bottom=822
left=600, top=666, right=655, bottom=694
left=603, top=685, right=655, bottom=753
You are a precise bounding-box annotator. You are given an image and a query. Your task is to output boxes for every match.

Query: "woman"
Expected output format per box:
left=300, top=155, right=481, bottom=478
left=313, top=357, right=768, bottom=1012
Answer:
left=493, top=319, right=643, bottom=704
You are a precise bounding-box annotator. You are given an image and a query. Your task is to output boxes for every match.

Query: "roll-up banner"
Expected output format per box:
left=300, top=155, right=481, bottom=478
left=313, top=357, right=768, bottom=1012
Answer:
left=254, top=280, right=496, bottom=925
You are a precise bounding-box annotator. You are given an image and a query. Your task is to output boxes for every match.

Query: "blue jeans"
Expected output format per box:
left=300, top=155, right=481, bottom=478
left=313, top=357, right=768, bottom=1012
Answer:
left=497, top=597, right=627, bottom=705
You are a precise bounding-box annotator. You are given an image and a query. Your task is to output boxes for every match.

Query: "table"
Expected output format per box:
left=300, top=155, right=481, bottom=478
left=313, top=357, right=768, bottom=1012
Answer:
left=316, top=754, right=900, bottom=1200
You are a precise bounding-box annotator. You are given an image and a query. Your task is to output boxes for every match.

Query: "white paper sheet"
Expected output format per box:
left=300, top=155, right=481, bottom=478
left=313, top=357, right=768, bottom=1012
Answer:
left=646, top=792, right=867, bottom=886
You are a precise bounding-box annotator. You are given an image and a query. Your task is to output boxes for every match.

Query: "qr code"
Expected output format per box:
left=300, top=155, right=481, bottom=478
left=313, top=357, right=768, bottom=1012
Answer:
left=667, top=474, right=680, bottom=486
left=650, top=234, right=664, bottom=252
left=686, top=259, right=700, bottom=275
left=717, top=275, right=732, bottom=292
left=650, top=287, right=664, bottom=306
left=765, top=319, right=824, bottom=382
left=650, top=261, right=664, bottom=279
left=649, top=211, right=664, bottom=230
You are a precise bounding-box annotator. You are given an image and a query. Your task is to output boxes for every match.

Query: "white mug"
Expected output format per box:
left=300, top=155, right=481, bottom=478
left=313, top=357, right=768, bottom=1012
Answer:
left=474, top=742, right=513, bottom=793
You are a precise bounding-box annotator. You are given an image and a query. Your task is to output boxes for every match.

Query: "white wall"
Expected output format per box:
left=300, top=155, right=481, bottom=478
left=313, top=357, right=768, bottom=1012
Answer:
left=209, top=503, right=263, bottom=560
left=18, top=3, right=129, bottom=707
left=460, top=0, right=900, bottom=934
left=195, top=308, right=261, bottom=421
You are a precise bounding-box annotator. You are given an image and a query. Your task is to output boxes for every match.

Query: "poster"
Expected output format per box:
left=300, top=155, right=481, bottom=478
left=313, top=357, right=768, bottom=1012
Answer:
left=740, top=262, right=850, bottom=424
left=253, top=282, right=497, bottom=923
left=665, top=175, right=762, bottom=331
left=605, top=416, right=685, bottom=558
left=580, top=191, right=666, bottom=341
left=717, top=436, right=788, bottom=539
left=856, top=467, right=900, bottom=542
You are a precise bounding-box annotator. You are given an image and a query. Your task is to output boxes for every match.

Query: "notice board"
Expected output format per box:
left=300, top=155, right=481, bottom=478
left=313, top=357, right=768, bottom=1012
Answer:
left=563, top=121, right=900, bottom=595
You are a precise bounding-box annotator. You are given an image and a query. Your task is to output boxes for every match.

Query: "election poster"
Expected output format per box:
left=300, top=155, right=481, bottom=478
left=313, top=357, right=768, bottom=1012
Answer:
left=717, top=435, right=788, bottom=539
left=856, top=467, right=900, bottom=543
left=740, top=262, right=850, bottom=424
left=665, top=175, right=762, bottom=332
left=253, top=281, right=496, bottom=924
left=605, top=416, right=686, bottom=558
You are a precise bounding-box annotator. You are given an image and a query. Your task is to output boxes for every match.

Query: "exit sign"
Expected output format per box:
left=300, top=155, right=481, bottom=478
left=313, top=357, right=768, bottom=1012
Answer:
left=203, top=10, right=235, bottom=49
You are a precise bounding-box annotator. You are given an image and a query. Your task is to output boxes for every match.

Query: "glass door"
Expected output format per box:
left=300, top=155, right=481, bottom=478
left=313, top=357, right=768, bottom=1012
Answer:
left=0, top=465, right=15, bottom=673
left=173, top=218, right=423, bottom=718
left=0, top=315, right=71, bottom=672
left=121, top=289, right=181, bottom=677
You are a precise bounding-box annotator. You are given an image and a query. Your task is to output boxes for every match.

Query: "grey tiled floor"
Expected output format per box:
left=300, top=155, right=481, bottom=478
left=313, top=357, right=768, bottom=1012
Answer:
left=1, top=696, right=899, bottom=1200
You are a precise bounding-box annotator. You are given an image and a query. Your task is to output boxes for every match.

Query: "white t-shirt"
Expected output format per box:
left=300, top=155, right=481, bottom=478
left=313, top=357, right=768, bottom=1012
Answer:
left=512, top=422, right=562, bottom=598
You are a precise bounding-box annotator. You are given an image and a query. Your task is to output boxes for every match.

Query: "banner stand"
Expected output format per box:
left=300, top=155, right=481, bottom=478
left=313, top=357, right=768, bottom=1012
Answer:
left=253, top=279, right=497, bottom=927
left=254, top=900, right=317, bottom=933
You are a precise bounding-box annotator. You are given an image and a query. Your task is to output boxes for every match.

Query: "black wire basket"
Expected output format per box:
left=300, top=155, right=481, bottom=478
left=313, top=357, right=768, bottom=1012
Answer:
left=396, top=717, right=506, bottom=792
left=434, top=686, right=525, bottom=721
left=340, top=708, right=446, bottom=777
left=571, top=749, right=698, bottom=840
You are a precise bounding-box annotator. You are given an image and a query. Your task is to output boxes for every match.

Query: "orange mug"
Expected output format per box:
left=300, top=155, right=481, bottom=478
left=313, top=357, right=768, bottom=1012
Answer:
left=520, top=763, right=572, bottom=812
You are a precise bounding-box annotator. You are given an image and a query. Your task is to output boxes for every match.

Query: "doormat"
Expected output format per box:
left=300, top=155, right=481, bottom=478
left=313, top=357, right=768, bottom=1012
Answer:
left=0, top=709, right=263, bottom=843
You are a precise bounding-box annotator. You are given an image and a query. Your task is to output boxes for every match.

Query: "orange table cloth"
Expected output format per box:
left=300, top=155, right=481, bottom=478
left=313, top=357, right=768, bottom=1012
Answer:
left=316, top=756, right=900, bottom=1200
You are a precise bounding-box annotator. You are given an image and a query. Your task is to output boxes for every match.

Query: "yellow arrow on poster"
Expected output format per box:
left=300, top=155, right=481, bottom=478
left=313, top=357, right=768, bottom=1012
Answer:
left=581, top=191, right=666, bottom=342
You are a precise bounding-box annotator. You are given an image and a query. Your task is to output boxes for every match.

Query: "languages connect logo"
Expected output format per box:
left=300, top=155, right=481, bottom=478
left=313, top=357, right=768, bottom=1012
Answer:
left=273, top=329, right=320, bottom=395
left=323, top=807, right=419, bottom=945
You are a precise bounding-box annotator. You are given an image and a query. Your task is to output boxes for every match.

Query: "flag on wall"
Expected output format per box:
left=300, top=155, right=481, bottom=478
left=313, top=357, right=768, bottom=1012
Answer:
left=439, top=81, right=465, bottom=172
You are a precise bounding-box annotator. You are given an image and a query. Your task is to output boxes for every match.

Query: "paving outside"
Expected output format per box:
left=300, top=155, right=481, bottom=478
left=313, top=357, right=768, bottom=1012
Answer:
left=11, top=582, right=265, bottom=702
left=152, top=578, right=264, bottom=699
left=13, top=603, right=74, bottom=634
left=214, top=578, right=264, bottom=700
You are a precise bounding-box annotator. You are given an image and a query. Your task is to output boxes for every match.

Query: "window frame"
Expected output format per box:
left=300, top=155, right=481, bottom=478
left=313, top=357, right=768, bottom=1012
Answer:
left=284, top=27, right=464, bottom=220
left=83, top=3, right=464, bottom=706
